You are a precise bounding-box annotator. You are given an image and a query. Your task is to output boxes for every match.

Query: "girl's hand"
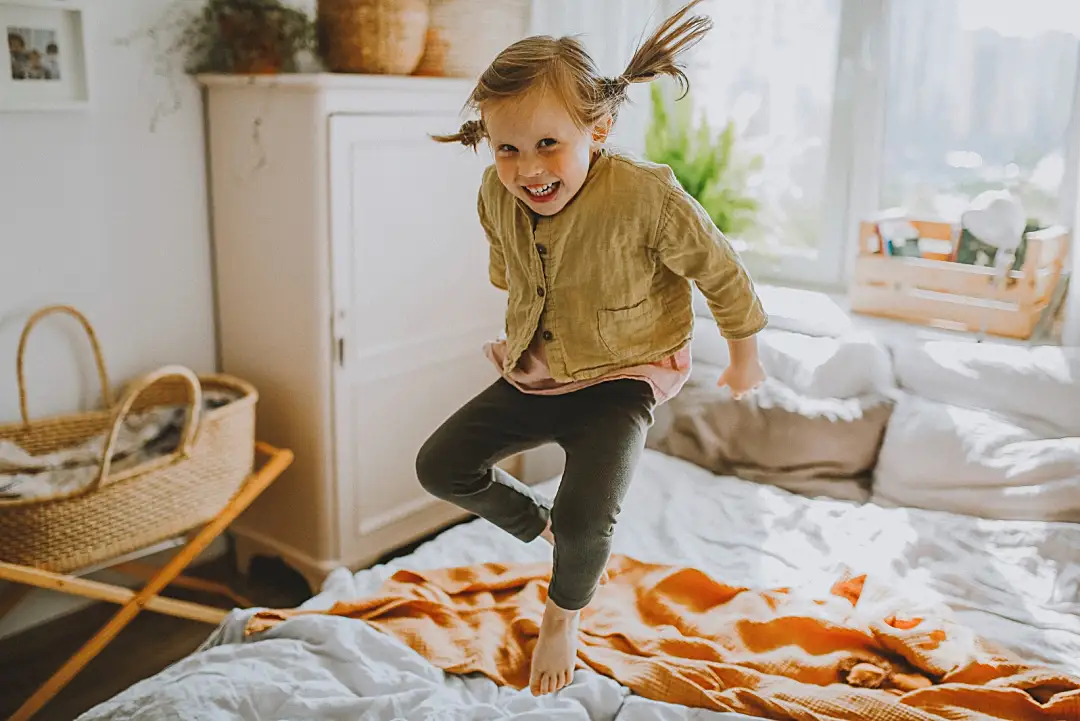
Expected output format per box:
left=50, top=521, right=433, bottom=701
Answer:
left=717, top=359, right=766, bottom=399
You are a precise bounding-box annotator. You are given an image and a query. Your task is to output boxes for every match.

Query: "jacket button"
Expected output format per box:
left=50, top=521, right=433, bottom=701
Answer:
left=536, top=244, right=547, bottom=255
left=542, top=330, right=553, bottom=341
left=537, top=286, right=545, bottom=297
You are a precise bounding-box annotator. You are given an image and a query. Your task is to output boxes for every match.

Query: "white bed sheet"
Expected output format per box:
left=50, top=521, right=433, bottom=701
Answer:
left=79, top=450, right=1080, bottom=721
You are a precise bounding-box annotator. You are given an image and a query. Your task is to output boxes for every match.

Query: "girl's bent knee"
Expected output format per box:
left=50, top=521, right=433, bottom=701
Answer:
left=551, top=505, right=616, bottom=545
left=414, top=435, right=451, bottom=497
left=415, top=433, right=489, bottom=499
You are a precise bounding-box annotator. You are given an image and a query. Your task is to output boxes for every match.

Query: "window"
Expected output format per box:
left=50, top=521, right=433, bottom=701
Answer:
left=880, top=0, right=1080, bottom=228
left=686, top=0, right=847, bottom=285
left=683, top=0, right=1080, bottom=288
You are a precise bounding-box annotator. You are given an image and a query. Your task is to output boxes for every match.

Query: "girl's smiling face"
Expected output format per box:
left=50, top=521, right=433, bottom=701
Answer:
left=483, top=89, right=610, bottom=216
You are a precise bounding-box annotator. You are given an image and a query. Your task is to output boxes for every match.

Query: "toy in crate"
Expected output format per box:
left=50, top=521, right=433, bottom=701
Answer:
left=851, top=191, right=1071, bottom=340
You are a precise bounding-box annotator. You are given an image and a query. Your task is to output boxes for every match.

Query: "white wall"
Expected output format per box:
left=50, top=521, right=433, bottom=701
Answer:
left=0, top=0, right=218, bottom=638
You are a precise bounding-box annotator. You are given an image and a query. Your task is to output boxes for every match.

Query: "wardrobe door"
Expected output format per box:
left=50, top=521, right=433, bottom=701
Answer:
left=328, top=113, right=505, bottom=563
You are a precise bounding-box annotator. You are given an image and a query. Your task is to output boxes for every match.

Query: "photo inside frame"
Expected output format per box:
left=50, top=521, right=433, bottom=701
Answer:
left=8, top=25, right=62, bottom=81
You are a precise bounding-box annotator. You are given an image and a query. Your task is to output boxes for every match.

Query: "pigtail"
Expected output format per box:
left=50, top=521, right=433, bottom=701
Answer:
left=431, top=119, right=487, bottom=149
left=428, top=1, right=711, bottom=140
left=602, top=0, right=712, bottom=110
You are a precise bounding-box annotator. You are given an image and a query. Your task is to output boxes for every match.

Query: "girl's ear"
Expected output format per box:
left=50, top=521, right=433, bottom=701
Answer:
left=592, top=114, right=614, bottom=144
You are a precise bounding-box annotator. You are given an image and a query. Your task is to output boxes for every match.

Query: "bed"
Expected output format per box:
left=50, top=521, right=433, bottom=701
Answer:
left=77, top=448, right=1080, bottom=720
left=77, top=317, right=1080, bottom=720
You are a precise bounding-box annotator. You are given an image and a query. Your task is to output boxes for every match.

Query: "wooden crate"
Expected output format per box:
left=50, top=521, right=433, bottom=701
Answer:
left=850, top=217, right=1071, bottom=339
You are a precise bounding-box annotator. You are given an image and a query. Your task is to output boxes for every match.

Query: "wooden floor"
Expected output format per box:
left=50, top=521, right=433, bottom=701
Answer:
left=0, top=528, right=460, bottom=721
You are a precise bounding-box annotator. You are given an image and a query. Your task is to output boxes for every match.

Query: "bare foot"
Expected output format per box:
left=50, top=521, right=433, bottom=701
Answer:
left=530, top=598, right=579, bottom=695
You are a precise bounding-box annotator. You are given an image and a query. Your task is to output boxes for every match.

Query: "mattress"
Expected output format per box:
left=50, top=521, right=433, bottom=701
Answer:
left=78, top=449, right=1080, bottom=720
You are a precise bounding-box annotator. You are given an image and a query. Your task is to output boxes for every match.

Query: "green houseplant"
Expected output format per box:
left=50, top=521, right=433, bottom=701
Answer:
left=176, top=0, right=317, bottom=74
left=644, top=83, right=762, bottom=240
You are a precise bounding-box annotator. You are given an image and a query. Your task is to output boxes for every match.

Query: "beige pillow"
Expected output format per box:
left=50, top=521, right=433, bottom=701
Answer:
left=653, top=372, right=895, bottom=503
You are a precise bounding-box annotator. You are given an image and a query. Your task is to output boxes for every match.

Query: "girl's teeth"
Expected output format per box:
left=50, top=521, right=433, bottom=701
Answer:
left=527, top=183, right=555, bottom=196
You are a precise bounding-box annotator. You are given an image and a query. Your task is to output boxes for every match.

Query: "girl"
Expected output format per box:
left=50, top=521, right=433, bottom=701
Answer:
left=416, top=0, right=767, bottom=697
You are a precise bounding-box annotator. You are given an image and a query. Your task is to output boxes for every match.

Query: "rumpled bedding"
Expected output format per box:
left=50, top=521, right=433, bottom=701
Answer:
left=245, top=554, right=1080, bottom=720
left=76, top=451, right=1080, bottom=721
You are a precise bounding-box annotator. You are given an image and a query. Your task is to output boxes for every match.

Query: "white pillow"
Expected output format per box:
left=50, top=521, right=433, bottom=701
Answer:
left=690, top=317, right=895, bottom=399
left=890, top=340, right=1080, bottom=435
left=759, top=329, right=895, bottom=399
left=692, top=283, right=854, bottom=338
left=872, top=393, right=1080, bottom=523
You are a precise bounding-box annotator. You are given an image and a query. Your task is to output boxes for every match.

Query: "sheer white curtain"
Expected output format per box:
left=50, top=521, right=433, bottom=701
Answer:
left=529, top=0, right=673, bottom=155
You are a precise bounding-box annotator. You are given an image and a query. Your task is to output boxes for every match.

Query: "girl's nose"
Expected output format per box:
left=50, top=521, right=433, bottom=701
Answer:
left=517, top=154, right=545, bottom=179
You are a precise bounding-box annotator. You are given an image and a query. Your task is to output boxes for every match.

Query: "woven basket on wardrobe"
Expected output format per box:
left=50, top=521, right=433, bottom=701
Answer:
left=0, top=305, right=259, bottom=574
left=318, top=0, right=430, bottom=74
left=413, top=0, right=530, bottom=78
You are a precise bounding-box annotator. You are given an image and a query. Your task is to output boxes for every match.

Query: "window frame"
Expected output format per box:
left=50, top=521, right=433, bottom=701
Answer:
left=685, top=0, right=891, bottom=290
left=810, top=0, right=889, bottom=289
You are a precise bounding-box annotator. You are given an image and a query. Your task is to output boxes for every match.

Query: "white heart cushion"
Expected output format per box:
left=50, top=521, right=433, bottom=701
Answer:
left=872, top=393, right=1080, bottom=523
left=961, top=190, right=1026, bottom=251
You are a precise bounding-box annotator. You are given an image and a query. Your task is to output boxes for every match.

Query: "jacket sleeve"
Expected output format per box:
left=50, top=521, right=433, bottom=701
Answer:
left=654, top=186, right=767, bottom=340
left=477, top=181, right=508, bottom=292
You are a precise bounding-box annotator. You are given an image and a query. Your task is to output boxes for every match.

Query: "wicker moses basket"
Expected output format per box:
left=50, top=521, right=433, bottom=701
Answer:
left=0, top=305, right=259, bottom=574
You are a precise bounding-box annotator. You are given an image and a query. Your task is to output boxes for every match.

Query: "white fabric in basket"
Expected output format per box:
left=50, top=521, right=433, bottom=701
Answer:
left=0, top=390, right=237, bottom=502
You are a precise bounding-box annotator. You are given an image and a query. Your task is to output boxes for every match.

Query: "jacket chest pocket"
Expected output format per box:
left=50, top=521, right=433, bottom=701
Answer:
left=597, top=298, right=662, bottom=360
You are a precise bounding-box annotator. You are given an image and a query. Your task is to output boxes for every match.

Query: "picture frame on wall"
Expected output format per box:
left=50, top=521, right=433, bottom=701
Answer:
left=1, top=0, right=89, bottom=111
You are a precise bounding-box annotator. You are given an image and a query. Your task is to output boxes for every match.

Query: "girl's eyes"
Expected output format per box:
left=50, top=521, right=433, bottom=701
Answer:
left=495, top=139, right=557, bottom=155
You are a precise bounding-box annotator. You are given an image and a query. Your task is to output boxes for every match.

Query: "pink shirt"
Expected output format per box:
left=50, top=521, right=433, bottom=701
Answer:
left=484, top=330, right=691, bottom=404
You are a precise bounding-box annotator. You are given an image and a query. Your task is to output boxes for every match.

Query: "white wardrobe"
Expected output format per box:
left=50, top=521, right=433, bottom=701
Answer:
left=199, top=74, right=512, bottom=590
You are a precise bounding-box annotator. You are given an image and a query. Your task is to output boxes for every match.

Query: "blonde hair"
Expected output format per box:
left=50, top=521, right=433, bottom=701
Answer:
left=433, top=0, right=712, bottom=149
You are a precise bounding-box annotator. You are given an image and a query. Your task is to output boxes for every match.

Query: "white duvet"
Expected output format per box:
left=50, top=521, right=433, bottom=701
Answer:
left=79, top=450, right=1080, bottom=721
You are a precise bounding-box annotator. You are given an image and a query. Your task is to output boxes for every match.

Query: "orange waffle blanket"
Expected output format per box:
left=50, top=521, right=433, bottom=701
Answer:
left=245, top=555, right=1080, bottom=721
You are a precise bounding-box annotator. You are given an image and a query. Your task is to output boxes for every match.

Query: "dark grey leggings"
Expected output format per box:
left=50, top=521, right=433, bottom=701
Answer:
left=415, top=378, right=656, bottom=611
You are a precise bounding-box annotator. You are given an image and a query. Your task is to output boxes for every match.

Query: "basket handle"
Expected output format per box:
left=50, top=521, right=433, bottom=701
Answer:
left=93, top=365, right=203, bottom=492
left=17, top=305, right=114, bottom=425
